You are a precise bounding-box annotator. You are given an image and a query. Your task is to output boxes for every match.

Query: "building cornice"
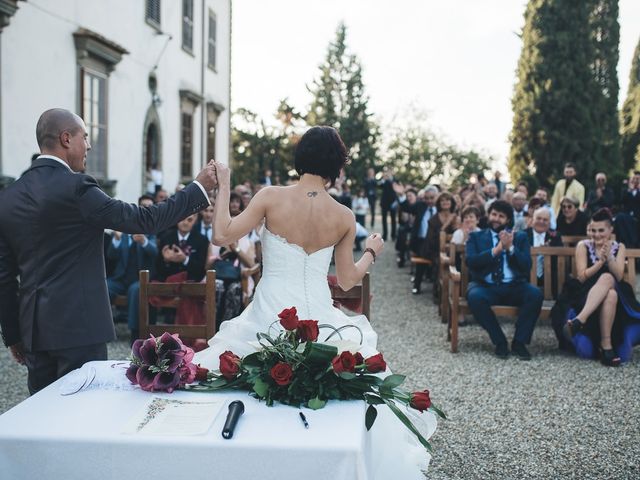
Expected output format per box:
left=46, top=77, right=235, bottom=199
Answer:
left=0, top=0, right=23, bottom=33
left=73, top=28, right=128, bottom=73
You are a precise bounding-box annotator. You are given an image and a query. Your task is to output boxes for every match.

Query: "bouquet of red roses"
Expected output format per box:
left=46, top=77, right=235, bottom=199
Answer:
left=126, top=332, right=207, bottom=393
left=189, top=307, right=446, bottom=452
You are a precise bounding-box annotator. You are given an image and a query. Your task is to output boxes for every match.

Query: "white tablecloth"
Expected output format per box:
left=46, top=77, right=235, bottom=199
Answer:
left=0, top=361, right=429, bottom=480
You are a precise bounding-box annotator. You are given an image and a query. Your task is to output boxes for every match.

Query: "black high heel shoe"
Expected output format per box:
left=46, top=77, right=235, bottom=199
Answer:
left=600, top=347, right=621, bottom=367
left=562, top=318, right=584, bottom=341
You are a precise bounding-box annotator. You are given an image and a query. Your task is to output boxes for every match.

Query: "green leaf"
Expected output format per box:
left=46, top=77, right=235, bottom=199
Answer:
left=430, top=404, right=448, bottom=420
left=252, top=377, right=270, bottom=398
left=365, top=404, right=378, bottom=431
left=307, top=397, right=327, bottom=410
left=338, top=372, right=357, bottom=380
left=385, top=399, right=433, bottom=453
left=381, top=374, right=406, bottom=389
left=364, top=394, right=385, bottom=405
left=304, top=342, right=338, bottom=365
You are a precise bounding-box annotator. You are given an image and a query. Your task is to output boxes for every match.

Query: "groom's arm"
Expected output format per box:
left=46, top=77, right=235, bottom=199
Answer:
left=76, top=175, right=210, bottom=234
left=0, top=231, right=20, bottom=348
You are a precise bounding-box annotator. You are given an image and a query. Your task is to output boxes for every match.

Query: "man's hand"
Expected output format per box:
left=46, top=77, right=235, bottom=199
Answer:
left=9, top=343, right=25, bottom=365
left=162, top=245, right=176, bottom=262
left=132, top=234, right=146, bottom=245
left=194, top=160, right=218, bottom=192
left=113, top=231, right=122, bottom=241
left=499, top=230, right=514, bottom=250
left=172, top=246, right=187, bottom=263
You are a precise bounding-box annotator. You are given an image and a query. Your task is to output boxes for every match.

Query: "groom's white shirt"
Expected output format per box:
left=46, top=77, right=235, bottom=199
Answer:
left=37, top=154, right=72, bottom=171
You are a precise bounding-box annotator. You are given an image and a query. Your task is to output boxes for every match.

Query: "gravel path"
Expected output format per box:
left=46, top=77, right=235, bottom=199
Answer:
left=1, top=225, right=639, bottom=479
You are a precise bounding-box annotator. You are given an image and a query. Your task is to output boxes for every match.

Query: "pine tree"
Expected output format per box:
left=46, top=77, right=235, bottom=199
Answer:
left=307, top=23, right=378, bottom=185
left=509, top=0, right=621, bottom=187
left=621, top=37, right=640, bottom=171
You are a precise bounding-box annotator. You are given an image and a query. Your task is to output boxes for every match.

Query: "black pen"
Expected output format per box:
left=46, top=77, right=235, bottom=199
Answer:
left=299, top=411, right=309, bottom=428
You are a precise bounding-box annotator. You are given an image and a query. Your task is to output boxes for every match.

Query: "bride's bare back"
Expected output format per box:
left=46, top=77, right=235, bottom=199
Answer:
left=264, top=185, right=352, bottom=255
left=211, top=167, right=382, bottom=290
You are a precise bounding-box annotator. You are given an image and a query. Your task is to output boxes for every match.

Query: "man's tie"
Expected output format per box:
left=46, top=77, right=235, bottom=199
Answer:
left=204, top=226, right=211, bottom=241
left=491, top=233, right=504, bottom=284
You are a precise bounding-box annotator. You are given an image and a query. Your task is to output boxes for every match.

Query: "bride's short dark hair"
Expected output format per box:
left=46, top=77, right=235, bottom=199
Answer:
left=294, top=126, right=349, bottom=185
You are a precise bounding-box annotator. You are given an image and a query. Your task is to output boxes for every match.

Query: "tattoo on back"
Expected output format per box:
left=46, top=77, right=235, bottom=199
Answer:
left=307, top=191, right=318, bottom=198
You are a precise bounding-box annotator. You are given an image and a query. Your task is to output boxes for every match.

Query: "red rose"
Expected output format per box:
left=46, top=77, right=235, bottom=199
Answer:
left=410, top=390, right=432, bottom=412
left=296, top=320, right=319, bottom=342
left=354, top=352, right=364, bottom=365
left=332, top=351, right=357, bottom=374
left=270, top=362, right=294, bottom=386
left=364, top=353, right=387, bottom=373
left=219, top=351, right=241, bottom=379
left=195, top=365, right=209, bottom=382
left=278, top=307, right=299, bottom=330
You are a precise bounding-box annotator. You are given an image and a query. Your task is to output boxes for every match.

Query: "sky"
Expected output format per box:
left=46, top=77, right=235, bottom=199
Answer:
left=231, top=0, right=640, bottom=172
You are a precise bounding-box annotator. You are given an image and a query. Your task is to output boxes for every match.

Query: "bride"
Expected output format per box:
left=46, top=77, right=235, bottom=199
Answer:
left=195, top=126, right=384, bottom=368
left=195, top=126, right=436, bottom=478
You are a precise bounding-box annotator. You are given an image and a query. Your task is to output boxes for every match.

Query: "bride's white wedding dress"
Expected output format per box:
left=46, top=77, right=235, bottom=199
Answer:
left=195, top=226, right=436, bottom=478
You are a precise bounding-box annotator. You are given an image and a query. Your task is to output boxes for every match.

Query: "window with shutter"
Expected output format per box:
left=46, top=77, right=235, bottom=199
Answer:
left=182, top=0, right=194, bottom=53
left=146, top=0, right=161, bottom=30
left=208, top=10, right=217, bottom=70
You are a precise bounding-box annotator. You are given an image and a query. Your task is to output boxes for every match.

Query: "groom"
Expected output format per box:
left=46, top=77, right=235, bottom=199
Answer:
left=0, top=108, right=217, bottom=394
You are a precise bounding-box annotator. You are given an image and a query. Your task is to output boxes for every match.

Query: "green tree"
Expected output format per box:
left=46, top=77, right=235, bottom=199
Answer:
left=509, top=0, right=621, bottom=187
left=621, top=36, right=640, bottom=171
left=385, top=114, right=491, bottom=189
left=307, top=23, right=378, bottom=185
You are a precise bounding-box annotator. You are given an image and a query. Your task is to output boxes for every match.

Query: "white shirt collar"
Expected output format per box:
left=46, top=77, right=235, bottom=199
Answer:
left=533, top=230, right=546, bottom=246
left=37, top=155, right=72, bottom=172
left=178, top=232, right=190, bottom=242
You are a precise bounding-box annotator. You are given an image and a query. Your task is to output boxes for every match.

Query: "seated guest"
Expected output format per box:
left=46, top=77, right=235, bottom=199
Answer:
left=423, top=192, right=458, bottom=262
left=556, top=196, right=589, bottom=237
left=461, top=192, right=488, bottom=229
left=155, top=214, right=208, bottom=283
left=107, top=194, right=158, bottom=341
left=208, top=193, right=255, bottom=326
left=562, top=209, right=640, bottom=366
left=511, top=192, right=527, bottom=232
left=534, top=187, right=557, bottom=229
left=525, top=207, right=563, bottom=286
left=394, top=183, right=438, bottom=294
left=452, top=206, right=481, bottom=245
left=193, top=204, right=215, bottom=242
left=584, top=172, right=614, bottom=216
left=466, top=200, right=543, bottom=360
left=395, top=188, right=417, bottom=267
left=519, top=197, right=544, bottom=231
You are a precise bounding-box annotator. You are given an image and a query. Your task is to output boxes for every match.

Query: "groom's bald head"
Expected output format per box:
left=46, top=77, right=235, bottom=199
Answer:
left=36, top=108, right=83, bottom=150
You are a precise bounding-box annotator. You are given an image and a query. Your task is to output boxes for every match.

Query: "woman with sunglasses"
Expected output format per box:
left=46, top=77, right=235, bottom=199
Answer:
left=556, top=196, right=589, bottom=236
left=563, top=208, right=640, bottom=366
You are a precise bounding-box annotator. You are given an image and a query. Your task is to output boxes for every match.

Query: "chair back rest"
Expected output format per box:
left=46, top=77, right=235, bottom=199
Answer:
left=449, top=243, right=469, bottom=293
left=529, top=246, right=575, bottom=300
left=439, top=231, right=453, bottom=254
left=138, top=270, right=217, bottom=340
left=560, top=235, right=587, bottom=247
left=328, top=272, right=371, bottom=321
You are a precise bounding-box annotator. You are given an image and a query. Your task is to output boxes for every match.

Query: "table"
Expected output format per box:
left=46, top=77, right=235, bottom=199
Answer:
left=0, top=361, right=428, bottom=480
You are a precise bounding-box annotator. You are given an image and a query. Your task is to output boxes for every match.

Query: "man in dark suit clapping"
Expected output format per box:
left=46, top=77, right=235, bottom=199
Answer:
left=155, top=214, right=209, bottom=282
left=466, top=200, right=543, bottom=360
left=0, top=108, right=216, bottom=394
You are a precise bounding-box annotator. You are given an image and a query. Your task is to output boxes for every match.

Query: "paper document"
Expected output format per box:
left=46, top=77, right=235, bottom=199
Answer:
left=123, top=397, right=227, bottom=436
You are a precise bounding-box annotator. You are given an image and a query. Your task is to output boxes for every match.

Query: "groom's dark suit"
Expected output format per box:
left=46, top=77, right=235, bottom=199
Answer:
left=0, top=157, right=209, bottom=393
left=466, top=229, right=543, bottom=347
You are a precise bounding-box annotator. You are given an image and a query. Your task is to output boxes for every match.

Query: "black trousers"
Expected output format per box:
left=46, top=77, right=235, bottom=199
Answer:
left=381, top=203, right=396, bottom=240
left=466, top=281, right=543, bottom=346
left=367, top=195, right=376, bottom=227
left=25, top=343, right=108, bottom=395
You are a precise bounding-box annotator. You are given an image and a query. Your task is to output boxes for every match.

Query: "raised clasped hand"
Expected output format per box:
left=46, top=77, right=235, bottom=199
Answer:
left=498, top=230, right=514, bottom=250
left=132, top=234, right=146, bottom=244
left=213, top=161, right=230, bottom=188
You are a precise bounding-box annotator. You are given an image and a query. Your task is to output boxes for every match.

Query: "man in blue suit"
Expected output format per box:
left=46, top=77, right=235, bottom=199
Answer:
left=466, top=200, right=543, bottom=360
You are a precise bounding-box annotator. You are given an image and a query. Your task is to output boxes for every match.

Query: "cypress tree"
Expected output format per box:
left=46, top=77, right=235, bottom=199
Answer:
left=621, top=37, right=640, bottom=171
left=307, top=23, right=378, bottom=185
left=509, top=0, right=621, bottom=186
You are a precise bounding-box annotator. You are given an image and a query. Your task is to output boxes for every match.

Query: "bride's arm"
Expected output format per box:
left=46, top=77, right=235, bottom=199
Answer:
left=334, top=217, right=384, bottom=291
left=212, top=162, right=269, bottom=246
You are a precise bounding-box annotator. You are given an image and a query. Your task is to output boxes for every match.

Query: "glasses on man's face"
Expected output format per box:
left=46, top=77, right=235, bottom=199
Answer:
left=561, top=204, right=575, bottom=210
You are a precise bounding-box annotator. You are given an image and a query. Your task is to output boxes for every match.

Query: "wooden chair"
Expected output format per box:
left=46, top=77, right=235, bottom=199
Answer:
left=437, top=231, right=453, bottom=322
left=328, top=272, right=371, bottom=321
left=138, top=270, right=217, bottom=341
left=560, top=235, right=588, bottom=247
left=446, top=244, right=640, bottom=353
